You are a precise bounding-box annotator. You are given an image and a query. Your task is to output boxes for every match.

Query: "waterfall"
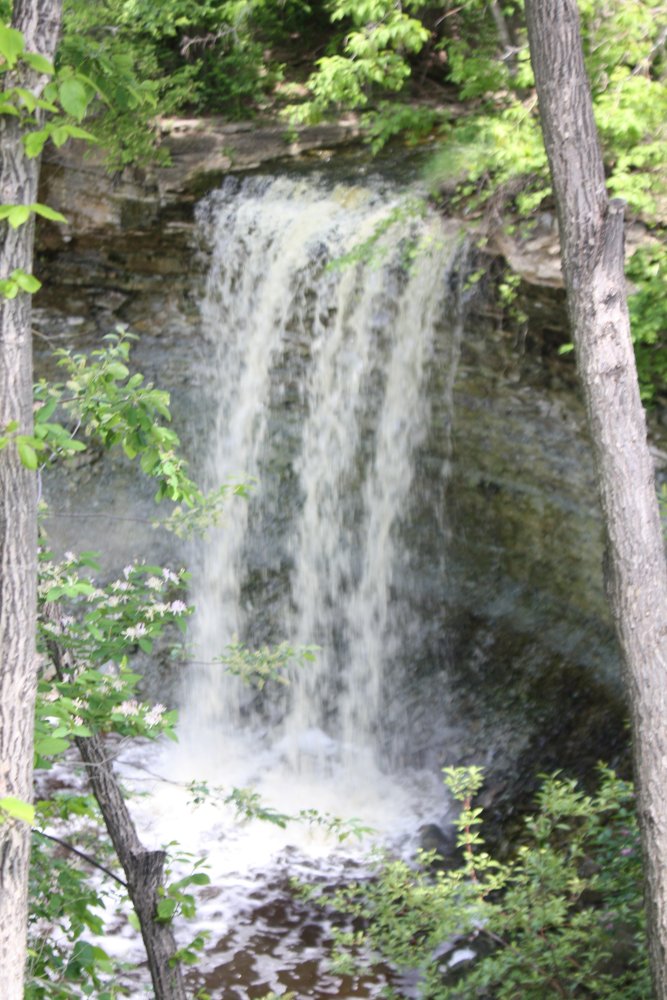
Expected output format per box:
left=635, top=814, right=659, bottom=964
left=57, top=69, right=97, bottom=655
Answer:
left=181, top=173, right=467, bottom=779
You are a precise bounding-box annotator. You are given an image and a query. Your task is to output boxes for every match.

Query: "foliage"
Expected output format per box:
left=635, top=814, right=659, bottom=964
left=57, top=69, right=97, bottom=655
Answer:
left=27, top=798, right=122, bottom=1000
left=306, top=766, right=649, bottom=999
left=21, top=333, right=352, bottom=994
left=288, top=0, right=667, bottom=406
left=36, top=550, right=187, bottom=760
left=216, top=639, right=319, bottom=689
left=626, top=241, right=667, bottom=403
left=190, top=782, right=372, bottom=843
left=288, top=0, right=431, bottom=123
left=27, top=330, right=248, bottom=526
left=18, top=335, right=222, bottom=995
left=0, top=19, right=98, bottom=161
left=59, top=0, right=314, bottom=133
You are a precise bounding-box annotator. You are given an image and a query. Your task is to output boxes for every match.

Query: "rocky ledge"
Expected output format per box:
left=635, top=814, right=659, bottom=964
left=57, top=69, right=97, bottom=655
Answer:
left=39, top=114, right=658, bottom=299
left=39, top=116, right=364, bottom=240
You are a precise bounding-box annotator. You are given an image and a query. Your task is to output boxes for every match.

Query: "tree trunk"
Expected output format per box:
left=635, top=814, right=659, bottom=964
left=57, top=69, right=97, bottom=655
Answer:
left=0, top=3, right=62, bottom=997
left=44, top=626, right=187, bottom=999
left=524, top=2, right=667, bottom=996
left=74, top=735, right=187, bottom=1000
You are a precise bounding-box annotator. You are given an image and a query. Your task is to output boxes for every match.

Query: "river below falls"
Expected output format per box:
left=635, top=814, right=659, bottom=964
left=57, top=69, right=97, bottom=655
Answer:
left=44, top=731, right=455, bottom=999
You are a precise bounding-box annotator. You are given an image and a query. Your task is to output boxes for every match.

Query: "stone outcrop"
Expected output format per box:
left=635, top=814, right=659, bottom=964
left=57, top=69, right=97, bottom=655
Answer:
left=488, top=209, right=658, bottom=289
left=38, top=115, right=658, bottom=309
left=39, top=117, right=363, bottom=240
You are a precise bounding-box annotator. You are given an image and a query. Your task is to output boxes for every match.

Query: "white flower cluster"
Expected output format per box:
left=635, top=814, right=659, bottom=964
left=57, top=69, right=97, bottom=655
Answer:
left=144, top=703, right=166, bottom=728
left=123, top=622, right=148, bottom=640
left=117, top=699, right=140, bottom=717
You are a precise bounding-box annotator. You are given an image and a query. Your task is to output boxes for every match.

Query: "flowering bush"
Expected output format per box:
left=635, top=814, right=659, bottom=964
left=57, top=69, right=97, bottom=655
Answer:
left=25, top=336, right=209, bottom=997
left=35, top=550, right=189, bottom=763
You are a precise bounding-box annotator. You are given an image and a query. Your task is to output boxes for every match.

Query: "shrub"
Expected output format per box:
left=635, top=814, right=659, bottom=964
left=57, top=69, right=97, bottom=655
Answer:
left=307, top=766, right=649, bottom=999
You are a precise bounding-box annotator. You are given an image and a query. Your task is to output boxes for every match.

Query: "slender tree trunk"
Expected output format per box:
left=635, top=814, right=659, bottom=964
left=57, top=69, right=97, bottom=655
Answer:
left=0, top=3, right=62, bottom=997
left=490, top=1, right=517, bottom=74
left=524, top=2, right=667, bottom=996
left=44, top=625, right=187, bottom=999
left=74, top=735, right=187, bottom=1000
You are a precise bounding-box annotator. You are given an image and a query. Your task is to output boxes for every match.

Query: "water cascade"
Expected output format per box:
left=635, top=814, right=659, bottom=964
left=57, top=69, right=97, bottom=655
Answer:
left=180, top=174, right=468, bottom=790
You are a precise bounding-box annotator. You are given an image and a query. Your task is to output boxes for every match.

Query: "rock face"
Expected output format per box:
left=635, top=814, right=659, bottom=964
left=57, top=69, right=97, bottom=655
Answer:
left=39, top=117, right=364, bottom=237
left=33, top=125, right=647, bottom=810
left=488, top=209, right=658, bottom=289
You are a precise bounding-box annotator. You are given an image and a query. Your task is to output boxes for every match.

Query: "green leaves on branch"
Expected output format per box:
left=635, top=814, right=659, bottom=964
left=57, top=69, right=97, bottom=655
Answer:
left=224, top=787, right=371, bottom=842
left=0, top=22, right=55, bottom=75
left=36, top=551, right=188, bottom=764
left=217, top=640, right=319, bottom=690
left=627, top=241, right=667, bottom=404
left=316, top=766, right=648, bottom=999
left=34, top=329, right=201, bottom=505
left=28, top=805, right=121, bottom=999
left=23, top=119, right=97, bottom=157
left=0, top=22, right=98, bottom=149
left=288, top=0, right=431, bottom=123
left=0, top=267, right=41, bottom=299
left=0, top=23, right=26, bottom=68
left=0, top=202, right=68, bottom=228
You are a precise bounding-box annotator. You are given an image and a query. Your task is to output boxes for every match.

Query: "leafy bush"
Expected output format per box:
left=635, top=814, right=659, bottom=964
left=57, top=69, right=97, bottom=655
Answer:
left=306, top=766, right=649, bottom=999
left=627, top=242, right=667, bottom=404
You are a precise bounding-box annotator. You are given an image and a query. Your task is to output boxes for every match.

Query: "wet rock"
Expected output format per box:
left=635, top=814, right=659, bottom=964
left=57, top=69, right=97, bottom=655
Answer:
left=417, top=823, right=457, bottom=864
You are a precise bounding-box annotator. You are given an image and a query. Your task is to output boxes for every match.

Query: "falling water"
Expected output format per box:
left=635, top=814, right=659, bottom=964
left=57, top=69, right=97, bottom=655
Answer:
left=180, top=173, right=467, bottom=785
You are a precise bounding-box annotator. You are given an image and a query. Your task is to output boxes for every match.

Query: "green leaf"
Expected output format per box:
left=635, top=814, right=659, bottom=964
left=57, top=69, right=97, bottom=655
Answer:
left=34, top=397, right=58, bottom=422
left=58, top=78, right=89, bottom=121
left=156, top=898, right=177, bottom=921
left=12, top=269, right=41, bottom=293
left=23, top=130, right=48, bottom=158
left=7, top=205, right=31, bottom=229
left=107, top=361, right=130, bottom=380
left=0, top=795, right=35, bottom=825
left=12, top=87, right=36, bottom=112
left=51, top=125, right=70, bottom=148
left=60, top=124, right=98, bottom=144
left=22, top=51, right=54, bottom=76
left=31, top=203, right=67, bottom=224
left=34, top=736, right=70, bottom=756
left=0, top=25, right=24, bottom=68
left=17, top=439, right=38, bottom=469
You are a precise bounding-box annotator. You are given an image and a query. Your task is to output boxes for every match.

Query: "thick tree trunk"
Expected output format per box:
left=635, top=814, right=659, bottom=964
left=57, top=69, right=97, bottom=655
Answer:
left=0, top=3, right=62, bottom=997
left=525, top=2, right=667, bottom=996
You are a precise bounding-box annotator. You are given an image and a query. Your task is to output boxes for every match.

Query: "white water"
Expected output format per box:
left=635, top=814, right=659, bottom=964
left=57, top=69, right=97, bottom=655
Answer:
left=179, top=175, right=466, bottom=799
left=149, top=171, right=469, bottom=993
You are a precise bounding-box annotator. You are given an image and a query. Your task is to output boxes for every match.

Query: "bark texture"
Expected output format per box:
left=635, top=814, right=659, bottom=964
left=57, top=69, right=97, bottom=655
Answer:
left=74, top=735, right=187, bottom=1000
left=0, top=3, right=62, bottom=997
left=45, top=627, right=186, bottom=999
left=525, top=2, right=667, bottom=996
